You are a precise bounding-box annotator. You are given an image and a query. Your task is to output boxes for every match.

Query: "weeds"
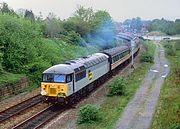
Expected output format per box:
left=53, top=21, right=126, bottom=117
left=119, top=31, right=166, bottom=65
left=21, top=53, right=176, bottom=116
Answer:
left=107, top=76, right=127, bottom=96
left=140, top=41, right=155, bottom=63
left=151, top=40, right=180, bottom=129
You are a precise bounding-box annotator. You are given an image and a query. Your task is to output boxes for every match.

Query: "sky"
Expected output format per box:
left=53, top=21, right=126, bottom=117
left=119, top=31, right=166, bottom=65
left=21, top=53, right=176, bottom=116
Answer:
left=0, top=0, right=180, bottom=22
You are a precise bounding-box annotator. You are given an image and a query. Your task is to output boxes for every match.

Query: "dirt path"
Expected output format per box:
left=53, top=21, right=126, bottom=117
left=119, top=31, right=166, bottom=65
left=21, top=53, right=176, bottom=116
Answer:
left=114, top=42, right=170, bottom=129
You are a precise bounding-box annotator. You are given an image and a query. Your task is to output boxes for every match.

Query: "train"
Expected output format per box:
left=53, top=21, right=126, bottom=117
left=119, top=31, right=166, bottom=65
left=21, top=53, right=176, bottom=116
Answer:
left=40, top=34, right=140, bottom=103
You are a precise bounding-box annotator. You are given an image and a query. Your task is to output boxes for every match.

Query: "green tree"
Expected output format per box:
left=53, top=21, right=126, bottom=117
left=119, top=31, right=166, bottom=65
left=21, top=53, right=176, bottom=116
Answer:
left=175, top=19, right=180, bottom=34
left=67, top=17, right=91, bottom=37
left=123, top=17, right=143, bottom=32
left=0, top=14, right=41, bottom=73
left=24, top=10, right=35, bottom=22
left=69, top=6, right=95, bottom=37
left=148, top=18, right=180, bottom=35
left=86, top=10, right=117, bottom=49
left=74, top=5, right=94, bottom=22
left=0, top=2, right=16, bottom=15
left=60, top=31, right=85, bottom=46
left=43, top=18, right=64, bottom=38
left=0, top=46, right=3, bottom=72
left=91, top=10, right=112, bottom=31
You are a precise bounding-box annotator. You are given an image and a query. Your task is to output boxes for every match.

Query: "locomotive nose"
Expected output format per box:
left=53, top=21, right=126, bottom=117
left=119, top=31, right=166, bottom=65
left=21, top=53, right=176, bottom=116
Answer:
left=41, top=82, right=67, bottom=97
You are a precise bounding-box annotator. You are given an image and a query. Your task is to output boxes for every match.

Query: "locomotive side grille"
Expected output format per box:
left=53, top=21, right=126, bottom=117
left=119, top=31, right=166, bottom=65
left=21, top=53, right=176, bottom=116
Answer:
left=50, top=88, right=56, bottom=94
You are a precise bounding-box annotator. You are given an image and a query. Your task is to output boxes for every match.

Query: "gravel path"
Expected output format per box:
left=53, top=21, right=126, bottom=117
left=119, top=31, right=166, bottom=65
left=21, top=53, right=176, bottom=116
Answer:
left=114, top=42, right=170, bottom=129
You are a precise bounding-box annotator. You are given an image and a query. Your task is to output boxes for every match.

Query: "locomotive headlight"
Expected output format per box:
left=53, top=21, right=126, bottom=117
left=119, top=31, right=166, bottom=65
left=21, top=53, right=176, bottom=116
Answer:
left=41, top=91, right=47, bottom=95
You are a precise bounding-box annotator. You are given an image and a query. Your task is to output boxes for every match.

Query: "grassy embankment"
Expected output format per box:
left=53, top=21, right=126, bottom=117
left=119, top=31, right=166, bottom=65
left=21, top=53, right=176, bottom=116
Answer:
left=78, top=40, right=156, bottom=129
left=0, top=72, right=24, bottom=87
left=151, top=40, right=180, bottom=129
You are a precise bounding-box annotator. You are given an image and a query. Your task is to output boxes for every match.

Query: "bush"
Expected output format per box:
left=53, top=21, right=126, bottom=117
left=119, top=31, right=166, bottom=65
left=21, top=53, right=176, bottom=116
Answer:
left=164, top=44, right=173, bottom=49
left=0, top=52, right=3, bottom=72
left=174, top=41, right=180, bottom=51
left=140, top=52, right=154, bottom=63
left=163, top=43, right=176, bottom=56
left=108, top=76, right=127, bottom=96
left=77, top=104, right=102, bottom=124
left=166, top=47, right=176, bottom=56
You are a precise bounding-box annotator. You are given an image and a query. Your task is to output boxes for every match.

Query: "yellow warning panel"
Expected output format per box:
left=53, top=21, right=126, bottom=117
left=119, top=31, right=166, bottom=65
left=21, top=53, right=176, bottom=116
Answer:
left=88, top=70, right=92, bottom=80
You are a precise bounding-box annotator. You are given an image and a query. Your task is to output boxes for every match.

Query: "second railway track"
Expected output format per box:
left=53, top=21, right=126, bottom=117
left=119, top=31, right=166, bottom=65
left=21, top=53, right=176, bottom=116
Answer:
left=11, top=104, right=68, bottom=129
left=0, top=94, right=43, bottom=123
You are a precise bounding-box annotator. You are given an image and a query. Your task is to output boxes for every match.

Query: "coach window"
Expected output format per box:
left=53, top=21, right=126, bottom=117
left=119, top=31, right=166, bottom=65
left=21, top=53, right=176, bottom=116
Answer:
left=115, top=55, right=118, bottom=61
left=118, top=54, right=120, bottom=60
left=66, top=74, right=72, bottom=83
left=112, top=57, right=115, bottom=63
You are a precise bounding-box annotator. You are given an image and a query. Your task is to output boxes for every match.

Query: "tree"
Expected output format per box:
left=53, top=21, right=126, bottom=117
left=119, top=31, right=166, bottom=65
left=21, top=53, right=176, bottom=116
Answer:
left=16, top=8, right=26, bottom=17
left=47, top=12, right=57, bottom=20
left=0, top=45, right=3, bottom=72
left=66, top=17, right=91, bottom=37
left=36, top=11, right=43, bottom=21
left=123, top=17, right=143, bottom=32
left=86, top=10, right=117, bottom=49
left=69, top=6, right=94, bottom=37
left=0, top=15, right=41, bottom=73
left=60, top=31, right=85, bottom=46
left=74, top=5, right=94, bottom=22
left=24, top=10, right=35, bottom=22
left=147, top=18, right=180, bottom=35
left=0, top=2, right=16, bottom=15
left=175, top=19, right=180, bottom=34
left=43, top=18, right=64, bottom=38
left=91, top=10, right=112, bottom=31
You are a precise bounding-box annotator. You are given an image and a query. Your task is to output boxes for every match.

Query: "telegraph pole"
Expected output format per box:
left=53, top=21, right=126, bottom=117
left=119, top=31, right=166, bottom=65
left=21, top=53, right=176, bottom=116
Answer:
left=131, top=40, right=135, bottom=69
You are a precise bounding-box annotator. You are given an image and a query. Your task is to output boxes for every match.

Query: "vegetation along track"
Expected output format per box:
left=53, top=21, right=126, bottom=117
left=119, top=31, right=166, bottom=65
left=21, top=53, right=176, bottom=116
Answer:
left=0, top=94, right=43, bottom=123
left=11, top=104, right=69, bottom=129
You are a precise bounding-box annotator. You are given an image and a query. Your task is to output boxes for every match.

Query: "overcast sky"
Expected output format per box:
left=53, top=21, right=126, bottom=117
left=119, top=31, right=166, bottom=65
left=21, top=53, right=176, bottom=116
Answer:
left=1, top=0, right=180, bottom=22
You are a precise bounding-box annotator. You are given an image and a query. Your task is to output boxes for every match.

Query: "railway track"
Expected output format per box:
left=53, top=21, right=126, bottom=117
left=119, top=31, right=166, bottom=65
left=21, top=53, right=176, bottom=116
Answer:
left=0, top=94, right=43, bottom=123
left=11, top=104, right=66, bottom=129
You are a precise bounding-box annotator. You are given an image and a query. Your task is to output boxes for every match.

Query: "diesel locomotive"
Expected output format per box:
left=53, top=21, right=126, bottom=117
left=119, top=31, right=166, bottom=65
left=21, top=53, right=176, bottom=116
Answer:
left=41, top=35, right=140, bottom=103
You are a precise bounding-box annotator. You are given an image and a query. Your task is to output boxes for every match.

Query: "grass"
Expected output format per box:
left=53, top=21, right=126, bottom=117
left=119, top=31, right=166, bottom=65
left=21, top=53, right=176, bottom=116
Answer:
left=0, top=72, right=24, bottom=87
left=151, top=40, right=180, bottom=129
left=78, top=41, right=156, bottom=129
left=175, top=34, right=180, bottom=37
left=143, top=40, right=156, bottom=55
left=140, top=41, right=155, bottom=63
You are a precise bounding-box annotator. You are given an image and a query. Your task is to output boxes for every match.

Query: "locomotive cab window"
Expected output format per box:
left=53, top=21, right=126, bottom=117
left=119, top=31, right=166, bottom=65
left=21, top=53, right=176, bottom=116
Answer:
left=43, top=74, right=53, bottom=82
left=54, top=75, right=65, bottom=83
left=43, top=74, right=65, bottom=83
left=66, top=74, right=72, bottom=83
